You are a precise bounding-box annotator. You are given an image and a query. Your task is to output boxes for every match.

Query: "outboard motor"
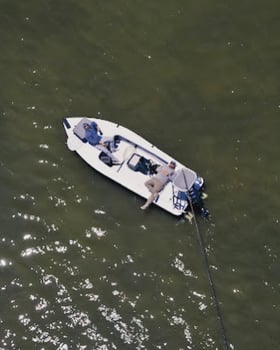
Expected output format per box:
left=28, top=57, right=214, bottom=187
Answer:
left=188, top=184, right=210, bottom=219
left=172, top=169, right=210, bottom=219
left=193, top=176, right=205, bottom=192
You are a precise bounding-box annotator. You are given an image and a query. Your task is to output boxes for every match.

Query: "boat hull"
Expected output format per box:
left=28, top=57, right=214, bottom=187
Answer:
left=63, top=117, right=206, bottom=216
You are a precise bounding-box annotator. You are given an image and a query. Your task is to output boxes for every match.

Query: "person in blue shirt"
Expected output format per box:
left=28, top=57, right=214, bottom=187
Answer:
left=83, top=121, right=103, bottom=145
left=83, top=122, right=120, bottom=164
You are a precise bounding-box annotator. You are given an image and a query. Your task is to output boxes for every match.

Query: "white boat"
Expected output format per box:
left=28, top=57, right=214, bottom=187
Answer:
left=62, top=117, right=209, bottom=217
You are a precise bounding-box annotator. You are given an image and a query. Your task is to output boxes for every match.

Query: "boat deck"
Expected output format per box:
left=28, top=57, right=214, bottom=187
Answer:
left=63, top=117, right=197, bottom=216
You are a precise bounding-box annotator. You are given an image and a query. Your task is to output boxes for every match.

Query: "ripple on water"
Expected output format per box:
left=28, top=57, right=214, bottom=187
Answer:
left=0, top=218, right=219, bottom=350
left=0, top=258, right=12, bottom=267
left=172, top=254, right=198, bottom=279
left=12, top=210, right=59, bottom=232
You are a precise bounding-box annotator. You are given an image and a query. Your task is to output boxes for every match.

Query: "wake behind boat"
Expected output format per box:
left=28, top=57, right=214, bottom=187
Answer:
left=63, top=117, right=209, bottom=218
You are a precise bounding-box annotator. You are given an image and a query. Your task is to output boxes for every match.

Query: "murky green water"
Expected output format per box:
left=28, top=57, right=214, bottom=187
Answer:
left=1, top=1, right=280, bottom=349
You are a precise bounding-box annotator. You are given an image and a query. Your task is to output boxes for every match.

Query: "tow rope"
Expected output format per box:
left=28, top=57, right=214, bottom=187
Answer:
left=183, top=172, right=230, bottom=349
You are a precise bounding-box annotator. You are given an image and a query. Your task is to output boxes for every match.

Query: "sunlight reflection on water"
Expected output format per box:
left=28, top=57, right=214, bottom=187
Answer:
left=0, top=213, right=211, bottom=350
left=1, top=165, right=219, bottom=350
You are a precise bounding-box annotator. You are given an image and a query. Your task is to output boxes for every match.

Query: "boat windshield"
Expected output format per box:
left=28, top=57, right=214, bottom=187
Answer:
left=172, top=168, right=197, bottom=191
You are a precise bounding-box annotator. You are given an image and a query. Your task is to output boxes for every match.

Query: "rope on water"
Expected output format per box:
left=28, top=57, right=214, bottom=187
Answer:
left=183, top=172, right=230, bottom=349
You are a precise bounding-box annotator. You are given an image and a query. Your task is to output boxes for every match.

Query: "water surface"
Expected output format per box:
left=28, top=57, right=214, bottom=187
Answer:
left=1, top=1, right=280, bottom=349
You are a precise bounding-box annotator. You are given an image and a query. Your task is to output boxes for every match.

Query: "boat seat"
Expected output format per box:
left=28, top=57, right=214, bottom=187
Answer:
left=73, top=117, right=92, bottom=142
left=99, top=152, right=113, bottom=167
left=127, top=153, right=152, bottom=175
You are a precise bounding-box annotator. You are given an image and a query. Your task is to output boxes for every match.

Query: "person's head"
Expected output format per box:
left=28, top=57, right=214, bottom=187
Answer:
left=169, top=161, right=176, bottom=169
left=83, top=123, right=91, bottom=130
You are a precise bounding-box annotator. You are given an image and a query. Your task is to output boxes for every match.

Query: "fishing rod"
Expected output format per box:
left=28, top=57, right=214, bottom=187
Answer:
left=183, top=171, right=230, bottom=350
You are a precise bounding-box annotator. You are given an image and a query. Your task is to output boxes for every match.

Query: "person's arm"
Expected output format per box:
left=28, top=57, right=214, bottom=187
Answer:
left=90, top=121, right=103, bottom=133
left=156, top=165, right=164, bottom=174
left=168, top=170, right=176, bottom=181
left=92, top=122, right=103, bottom=135
left=97, top=126, right=103, bottom=135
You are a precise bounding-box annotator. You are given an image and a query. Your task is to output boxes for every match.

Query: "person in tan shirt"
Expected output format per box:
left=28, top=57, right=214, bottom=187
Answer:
left=140, top=161, right=176, bottom=210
